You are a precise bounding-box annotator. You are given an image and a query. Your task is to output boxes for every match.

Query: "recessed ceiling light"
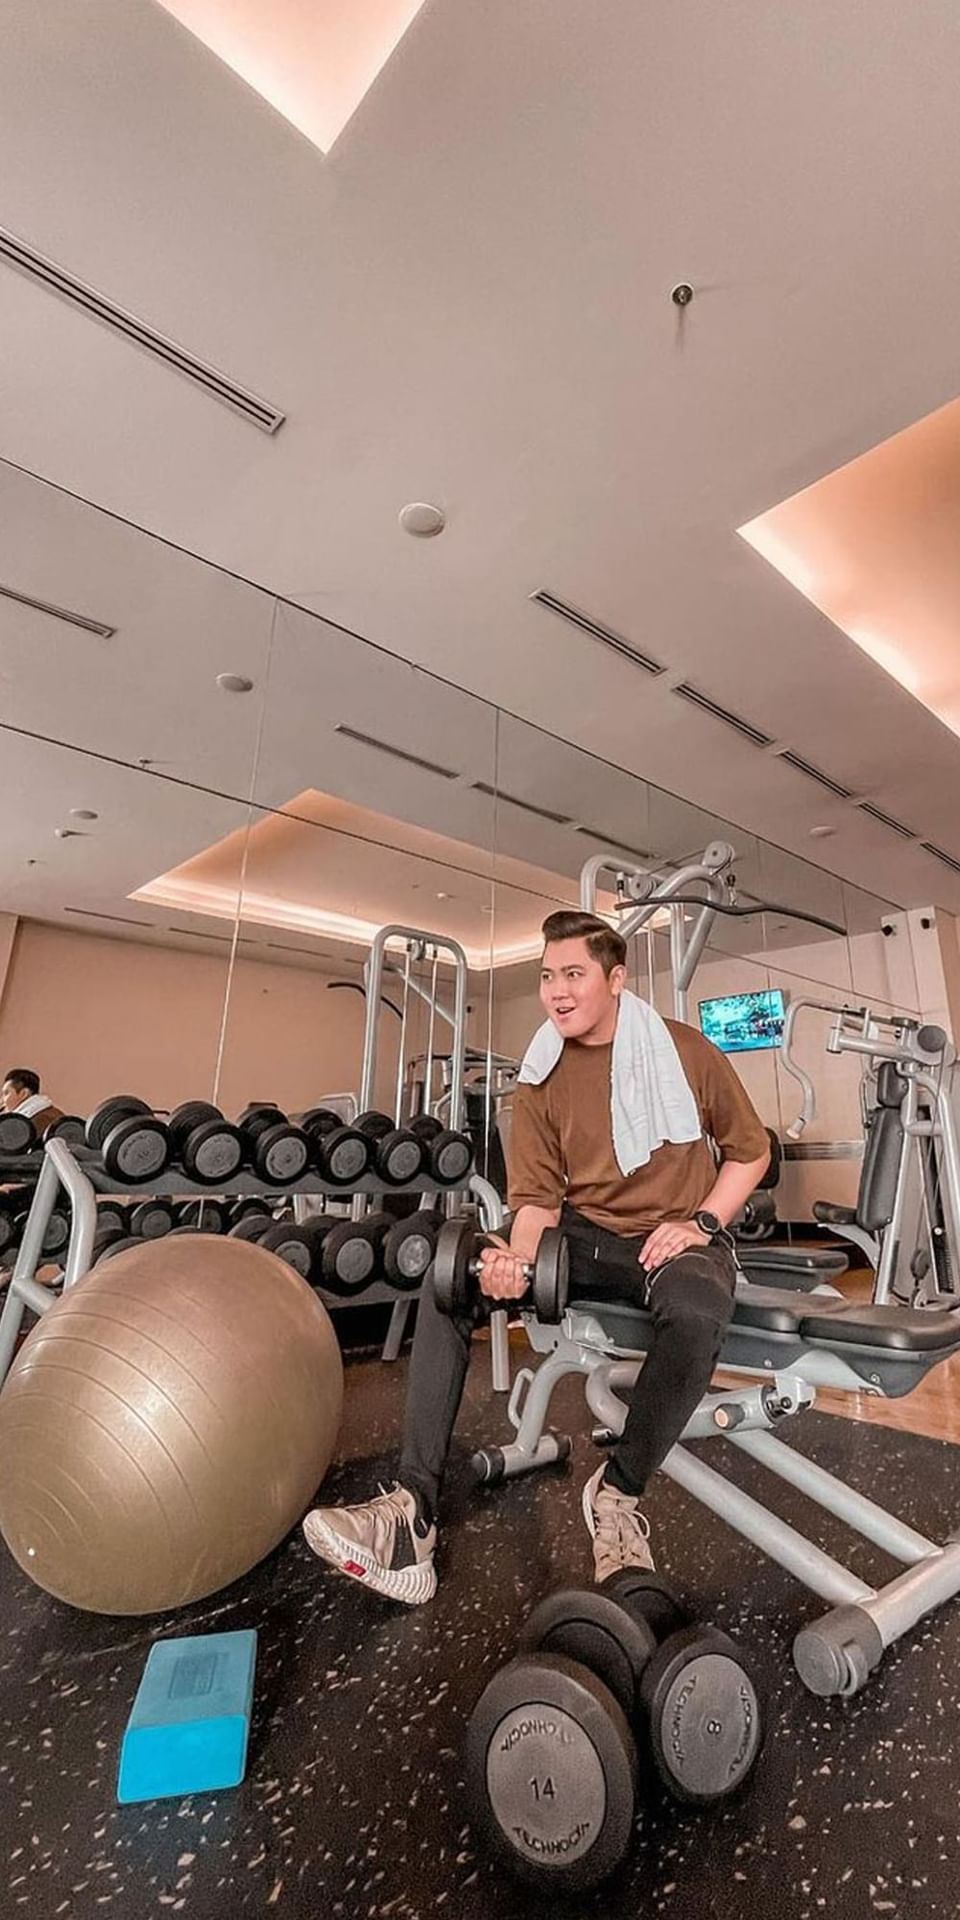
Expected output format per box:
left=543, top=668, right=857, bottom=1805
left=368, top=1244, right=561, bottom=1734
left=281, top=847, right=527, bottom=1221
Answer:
left=69, top=807, right=99, bottom=821
left=399, top=502, right=446, bottom=538
left=809, top=825, right=837, bottom=839
left=216, top=673, right=255, bottom=694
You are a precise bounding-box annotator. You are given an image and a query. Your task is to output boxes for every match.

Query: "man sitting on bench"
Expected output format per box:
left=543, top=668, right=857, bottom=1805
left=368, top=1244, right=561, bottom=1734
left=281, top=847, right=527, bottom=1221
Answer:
left=303, top=911, right=770, bottom=1604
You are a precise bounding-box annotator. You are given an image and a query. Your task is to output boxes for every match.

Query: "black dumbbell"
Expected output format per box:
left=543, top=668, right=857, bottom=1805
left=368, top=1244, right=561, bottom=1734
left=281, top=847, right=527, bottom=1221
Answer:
left=355, top=1112, right=426, bottom=1187
left=177, top=1198, right=231, bottom=1234
left=42, top=1114, right=86, bottom=1148
left=237, top=1104, right=311, bottom=1185
left=638, top=1618, right=763, bottom=1804
left=382, top=1209, right=441, bottom=1292
left=531, top=1574, right=762, bottom=1803
left=0, top=1202, right=21, bottom=1261
left=128, top=1198, right=176, bottom=1240
left=13, top=1201, right=71, bottom=1261
left=0, top=1111, right=38, bottom=1155
left=230, top=1197, right=274, bottom=1225
left=410, top=1115, right=474, bottom=1186
left=433, top=1218, right=568, bottom=1323
left=298, top=1109, right=371, bottom=1187
left=94, top=1234, right=143, bottom=1266
left=91, top=1222, right=126, bottom=1262
left=96, top=1200, right=131, bottom=1236
left=86, top=1096, right=170, bottom=1183
left=319, top=1210, right=392, bottom=1295
left=167, top=1102, right=244, bottom=1185
left=227, top=1211, right=275, bottom=1243
left=466, top=1575, right=761, bottom=1892
left=258, top=1216, right=335, bottom=1282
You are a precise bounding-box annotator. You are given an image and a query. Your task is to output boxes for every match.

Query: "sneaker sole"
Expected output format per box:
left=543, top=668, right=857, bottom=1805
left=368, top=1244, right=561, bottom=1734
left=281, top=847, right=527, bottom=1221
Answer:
left=301, top=1511, right=437, bottom=1605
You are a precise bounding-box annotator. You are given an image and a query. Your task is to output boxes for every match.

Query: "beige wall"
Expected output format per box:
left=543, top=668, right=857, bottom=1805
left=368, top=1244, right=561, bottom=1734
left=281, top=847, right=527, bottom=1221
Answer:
left=0, top=920, right=405, bottom=1118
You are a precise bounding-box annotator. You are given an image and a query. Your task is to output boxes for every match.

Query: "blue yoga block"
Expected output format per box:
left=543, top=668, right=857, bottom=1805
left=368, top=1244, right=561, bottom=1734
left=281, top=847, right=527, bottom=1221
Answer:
left=117, top=1628, right=257, bottom=1805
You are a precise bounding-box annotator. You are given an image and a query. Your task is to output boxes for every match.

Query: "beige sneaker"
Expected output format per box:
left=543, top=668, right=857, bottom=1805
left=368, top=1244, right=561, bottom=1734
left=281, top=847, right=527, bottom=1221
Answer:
left=302, top=1483, right=437, bottom=1605
left=581, top=1463, right=655, bottom=1583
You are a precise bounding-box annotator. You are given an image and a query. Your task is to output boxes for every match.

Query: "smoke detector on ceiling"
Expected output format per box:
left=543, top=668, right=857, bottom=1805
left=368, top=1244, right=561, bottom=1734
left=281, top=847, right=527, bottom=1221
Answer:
left=809, top=825, right=837, bottom=839
left=70, top=808, right=99, bottom=821
left=399, top=502, right=446, bottom=538
left=216, top=673, right=254, bottom=694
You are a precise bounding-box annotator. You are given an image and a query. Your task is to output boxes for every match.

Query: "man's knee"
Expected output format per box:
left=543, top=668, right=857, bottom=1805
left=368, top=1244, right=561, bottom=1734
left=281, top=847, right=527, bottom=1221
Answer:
left=648, top=1250, right=736, bottom=1339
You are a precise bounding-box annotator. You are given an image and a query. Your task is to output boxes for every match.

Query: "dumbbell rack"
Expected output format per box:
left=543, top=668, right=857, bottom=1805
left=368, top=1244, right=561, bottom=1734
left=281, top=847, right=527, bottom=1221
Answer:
left=0, top=1139, right=510, bottom=1387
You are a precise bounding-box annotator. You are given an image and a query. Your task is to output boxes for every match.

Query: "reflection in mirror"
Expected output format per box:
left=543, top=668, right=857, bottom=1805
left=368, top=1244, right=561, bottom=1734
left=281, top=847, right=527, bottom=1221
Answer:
left=207, top=599, right=505, bottom=1221
left=0, top=461, right=272, bottom=1133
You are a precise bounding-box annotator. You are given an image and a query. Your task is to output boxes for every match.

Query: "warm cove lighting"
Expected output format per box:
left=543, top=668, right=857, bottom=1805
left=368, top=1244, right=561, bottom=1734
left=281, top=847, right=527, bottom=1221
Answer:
left=738, top=393, right=960, bottom=740
left=132, top=873, right=548, bottom=970
left=154, top=0, right=428, bottom=152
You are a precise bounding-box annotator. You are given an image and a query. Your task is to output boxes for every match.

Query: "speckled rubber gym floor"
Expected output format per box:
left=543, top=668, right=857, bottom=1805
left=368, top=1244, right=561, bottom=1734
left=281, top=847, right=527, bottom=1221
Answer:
left=3, top=1332, right=959, bottom=1919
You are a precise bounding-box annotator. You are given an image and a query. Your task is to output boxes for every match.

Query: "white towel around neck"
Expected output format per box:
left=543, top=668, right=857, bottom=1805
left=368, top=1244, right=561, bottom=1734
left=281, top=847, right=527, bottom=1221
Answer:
left=517, top=989, right=702, bottom=1174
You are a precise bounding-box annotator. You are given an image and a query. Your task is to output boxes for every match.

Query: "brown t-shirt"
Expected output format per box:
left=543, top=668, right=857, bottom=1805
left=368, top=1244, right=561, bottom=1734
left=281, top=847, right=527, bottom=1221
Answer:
left=507, top=1019, right=769, bottom=1235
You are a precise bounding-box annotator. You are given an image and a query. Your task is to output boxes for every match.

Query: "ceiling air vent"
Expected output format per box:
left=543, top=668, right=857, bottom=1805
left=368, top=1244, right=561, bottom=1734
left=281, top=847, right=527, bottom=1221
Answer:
left=778, top=751, right=854, bottom=802
left=572, top=825, right=655, bottom=862
left=0, top=581, right=115, bottom=639
left=921, top=842, right=960, bottom=878
left=472, top=781, right=572, bottom=827
left=0, top=226, right=285, bottom=434
left=671, top=683, right=774, bottom=749
left=334, top=725, right=460, bottom=781
left=63, top=907, right=154, bottom=929
left=531, top=590, right=665, bottom=677
left=858, top=802, right=917, bottom=841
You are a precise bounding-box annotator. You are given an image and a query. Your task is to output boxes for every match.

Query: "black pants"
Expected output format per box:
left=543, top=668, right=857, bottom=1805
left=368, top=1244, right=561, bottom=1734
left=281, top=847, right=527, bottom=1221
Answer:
left=399, top=1205, right=737, bottom=1521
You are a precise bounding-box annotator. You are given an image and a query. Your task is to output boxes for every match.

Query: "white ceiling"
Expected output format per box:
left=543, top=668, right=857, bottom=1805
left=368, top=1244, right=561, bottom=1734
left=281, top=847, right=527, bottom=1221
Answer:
left=2, top=0, right=960, bottom=930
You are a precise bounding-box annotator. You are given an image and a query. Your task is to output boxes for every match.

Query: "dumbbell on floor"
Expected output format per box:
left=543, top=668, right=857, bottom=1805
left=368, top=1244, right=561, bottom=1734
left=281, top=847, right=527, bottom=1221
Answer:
left=432, top=1218, right=568, bottom=1323
left=409, top=1115, right=474, bottom=1186
left=85, top=1097, right=170, bottom=1182
left=356, top=1112, right=426, bottom=1187
left=466, top=1572, right=762, bottom=1891
left=237, top=1104, right=311, bottom=1185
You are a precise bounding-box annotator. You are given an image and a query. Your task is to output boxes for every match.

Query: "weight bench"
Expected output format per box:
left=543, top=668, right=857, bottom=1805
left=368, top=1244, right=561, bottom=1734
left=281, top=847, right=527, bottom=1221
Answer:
left=471, top=1285, right=960, bottom=1698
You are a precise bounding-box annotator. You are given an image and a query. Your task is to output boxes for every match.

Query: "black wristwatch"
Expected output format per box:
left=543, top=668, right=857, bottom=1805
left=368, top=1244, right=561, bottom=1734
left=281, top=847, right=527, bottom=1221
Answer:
left=694, top=1209, right=734, bottom=1249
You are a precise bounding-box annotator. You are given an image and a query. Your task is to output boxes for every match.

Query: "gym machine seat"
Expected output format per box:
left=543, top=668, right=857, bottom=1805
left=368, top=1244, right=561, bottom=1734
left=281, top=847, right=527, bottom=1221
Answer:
left=472, top=1280, right=960, bottom=1699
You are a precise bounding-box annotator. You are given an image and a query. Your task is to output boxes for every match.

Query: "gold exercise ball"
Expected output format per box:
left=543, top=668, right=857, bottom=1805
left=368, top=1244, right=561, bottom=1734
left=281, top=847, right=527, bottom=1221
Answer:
left=0, top=1234, right=343, bottom=1614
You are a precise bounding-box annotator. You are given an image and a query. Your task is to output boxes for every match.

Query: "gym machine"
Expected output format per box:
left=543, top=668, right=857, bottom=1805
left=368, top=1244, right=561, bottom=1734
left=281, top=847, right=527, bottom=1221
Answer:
left=782, top=999, right=960, bottom=1306
left=354, top=924, right=508, bottom=1376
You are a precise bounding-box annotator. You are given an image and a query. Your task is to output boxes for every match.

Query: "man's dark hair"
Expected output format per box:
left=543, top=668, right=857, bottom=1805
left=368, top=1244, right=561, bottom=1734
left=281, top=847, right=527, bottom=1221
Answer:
left=3, top=1068, right=40, bottom=1097
left=541, top=910, right=627, bottom=979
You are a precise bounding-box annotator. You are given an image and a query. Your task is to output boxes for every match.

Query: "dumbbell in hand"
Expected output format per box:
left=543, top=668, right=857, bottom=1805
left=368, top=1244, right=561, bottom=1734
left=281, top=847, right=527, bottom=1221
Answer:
left=432, top=1218, right=568, bottom=1323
